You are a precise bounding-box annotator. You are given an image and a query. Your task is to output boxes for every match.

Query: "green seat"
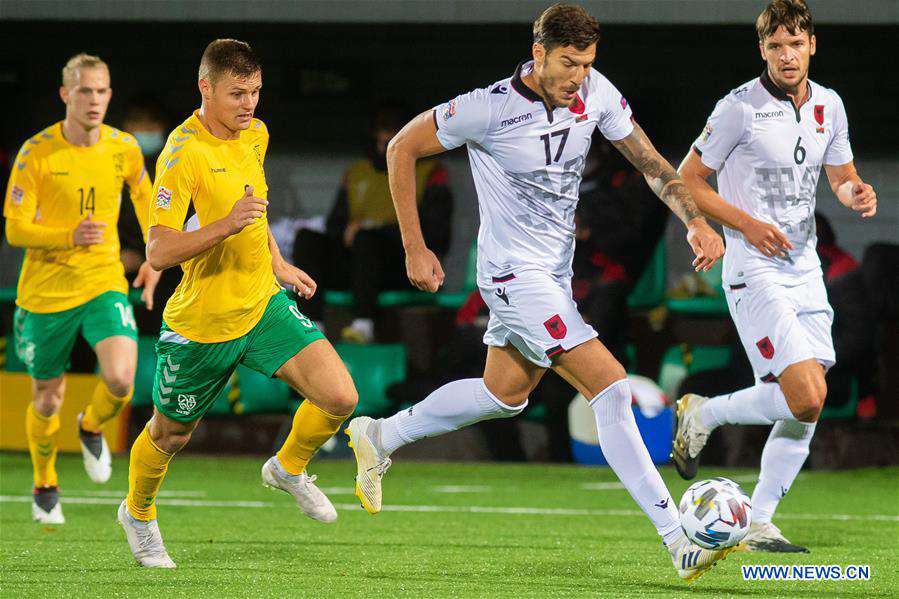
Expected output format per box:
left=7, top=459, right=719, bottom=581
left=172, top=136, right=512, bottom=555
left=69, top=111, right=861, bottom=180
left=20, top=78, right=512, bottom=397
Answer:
left=627, top=242, right=666, bottom=309
left=324, top=289, right=435, bottom=308
left=334, top=343, right=406, bottom=417
left=0, top=287, right=16, bottom=304
left=218, top=365, right=292, bottom=415
left=658, top=344, right=732, bottom=398
left=666, top=260, right=729, bottom=316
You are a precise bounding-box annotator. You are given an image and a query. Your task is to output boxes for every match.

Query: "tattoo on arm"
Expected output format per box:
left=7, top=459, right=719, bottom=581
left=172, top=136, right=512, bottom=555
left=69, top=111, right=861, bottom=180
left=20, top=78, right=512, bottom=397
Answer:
left=611, top=123, right=703, bottom=225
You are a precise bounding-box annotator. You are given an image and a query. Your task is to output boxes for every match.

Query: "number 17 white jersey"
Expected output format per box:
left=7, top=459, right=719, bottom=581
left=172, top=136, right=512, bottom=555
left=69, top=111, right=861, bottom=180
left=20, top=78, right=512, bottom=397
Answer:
left=693, top=70, right=854, bottom=287
left=434, top=60, right=633, bottom=281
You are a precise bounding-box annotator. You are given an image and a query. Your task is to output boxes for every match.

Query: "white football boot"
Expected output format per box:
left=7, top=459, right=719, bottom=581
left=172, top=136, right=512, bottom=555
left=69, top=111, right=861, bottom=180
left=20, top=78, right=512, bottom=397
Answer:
left=32, top=487, right=65, bottom=524
left=744, top=521, right=809, bottom=553
left=671, top=394, right=712, bottom=480
left=345, top=416, right=392, bottom=514
left=117, top=500, right=176, bottom=568
left=261, top=456, right=337, bottom=523
left=77, top=412, right=112, bottom=483
left=667, top=535, right=746, bottom=582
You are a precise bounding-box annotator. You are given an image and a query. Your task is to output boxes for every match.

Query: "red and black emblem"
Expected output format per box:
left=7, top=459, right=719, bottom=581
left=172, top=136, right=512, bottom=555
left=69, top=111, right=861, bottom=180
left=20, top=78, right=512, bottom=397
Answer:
left=756, top=337, right=775, bottom=360
left=543, top=314, right=567, bottom=340
left=814, top=104, right=825, bottom=126
left=569, top=93, right=585, bottom=115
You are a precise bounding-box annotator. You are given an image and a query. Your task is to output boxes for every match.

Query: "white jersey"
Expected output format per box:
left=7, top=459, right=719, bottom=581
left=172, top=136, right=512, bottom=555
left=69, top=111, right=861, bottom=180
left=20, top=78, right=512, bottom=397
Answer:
left=434, top=60, right=633, bottom=281
left=693, top=71, right=854, bottom=287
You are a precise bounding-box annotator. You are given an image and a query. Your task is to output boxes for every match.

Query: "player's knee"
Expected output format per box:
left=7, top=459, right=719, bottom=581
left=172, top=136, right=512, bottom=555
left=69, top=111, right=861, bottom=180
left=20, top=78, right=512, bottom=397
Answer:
left=324, top=385, right=358, bottom=416
left=789, top=381, right=826, bottom=423
left=33, top=380, right=64, bottom=416
left=104, top=371, right=134, bottom=398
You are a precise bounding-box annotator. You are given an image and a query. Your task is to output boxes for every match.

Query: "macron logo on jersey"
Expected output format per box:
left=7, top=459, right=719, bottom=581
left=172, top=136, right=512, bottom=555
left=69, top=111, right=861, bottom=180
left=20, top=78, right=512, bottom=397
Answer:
left=754, top=110, right=784, bottom=120
left=500, top=113, right=533, bottom=128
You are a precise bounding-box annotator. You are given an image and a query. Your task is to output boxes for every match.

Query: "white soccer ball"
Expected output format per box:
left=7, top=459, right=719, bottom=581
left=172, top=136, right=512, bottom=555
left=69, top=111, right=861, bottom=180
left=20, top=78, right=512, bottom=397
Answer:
left=679, top=478, right=752, bottom=549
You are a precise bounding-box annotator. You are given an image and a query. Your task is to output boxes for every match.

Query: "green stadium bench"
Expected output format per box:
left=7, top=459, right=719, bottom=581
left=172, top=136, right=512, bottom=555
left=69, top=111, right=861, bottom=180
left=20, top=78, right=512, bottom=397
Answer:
left=665, top=260, right=728, bottom=316
left=658, top=344, right=731, bottom=398
left=324, top=289, right=436, bottom=308
left=334, top=343, right=406, bottom=417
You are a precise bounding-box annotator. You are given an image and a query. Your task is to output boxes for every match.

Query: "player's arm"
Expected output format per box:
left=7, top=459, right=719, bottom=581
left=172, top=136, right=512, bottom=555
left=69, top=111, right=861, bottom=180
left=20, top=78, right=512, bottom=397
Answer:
left=146, top=185, right=267, bottom=270
left=4, top=147, right=104, bottom=249
left=610, top=122, right=723, bottom=271
left=386, top=110, right=449, bottom=292
left=825, top=162, right=876, bottom=219
left=267, top=226, right=316, bottom=299
left=123, top=145, right=162, bottom=308
left=678, top=149, right=792, bottom=258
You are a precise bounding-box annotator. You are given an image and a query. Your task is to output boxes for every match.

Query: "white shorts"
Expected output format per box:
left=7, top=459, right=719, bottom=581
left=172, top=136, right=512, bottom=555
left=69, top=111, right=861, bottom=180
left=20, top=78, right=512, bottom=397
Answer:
left=725, top=276, right=835, bottom=383
left=480, top=269, right=597, bottom=368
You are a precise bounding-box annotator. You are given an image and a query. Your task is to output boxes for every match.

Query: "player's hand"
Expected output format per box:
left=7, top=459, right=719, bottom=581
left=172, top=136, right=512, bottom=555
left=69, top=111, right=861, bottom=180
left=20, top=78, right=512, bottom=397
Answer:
left=343, top=221, right=362, bottom=248
left=850, top=182, right=877, bottom=218
left=73, top=213, right=106, bottom=246
left=686, top=218, right=724, bottom=272
left=741, top=217, right=793, bottom=258
left=405, top=244, right=444, bottom=292
left=274, top=259, right=317, bottom=299
left=133, top=261, right=162, bottom=310
left=225, top=185, right=268, bottom=235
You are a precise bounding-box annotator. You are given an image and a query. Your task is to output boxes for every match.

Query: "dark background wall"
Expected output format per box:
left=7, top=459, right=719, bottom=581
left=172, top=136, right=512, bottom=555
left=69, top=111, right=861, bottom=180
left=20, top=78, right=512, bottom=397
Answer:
left=1, top=21, right=896, bottom=157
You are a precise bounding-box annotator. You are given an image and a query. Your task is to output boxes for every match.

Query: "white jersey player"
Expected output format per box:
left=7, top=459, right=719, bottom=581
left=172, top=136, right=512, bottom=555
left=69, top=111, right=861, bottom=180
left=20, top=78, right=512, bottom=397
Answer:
left=674, top=0, right=877, bottom=553
left=346, top=4, right=736, bottom=582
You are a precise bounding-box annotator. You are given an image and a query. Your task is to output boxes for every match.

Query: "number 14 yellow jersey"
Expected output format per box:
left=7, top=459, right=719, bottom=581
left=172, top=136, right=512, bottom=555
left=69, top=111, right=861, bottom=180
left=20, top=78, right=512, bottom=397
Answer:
left=3, top=123, right=151, bottom=313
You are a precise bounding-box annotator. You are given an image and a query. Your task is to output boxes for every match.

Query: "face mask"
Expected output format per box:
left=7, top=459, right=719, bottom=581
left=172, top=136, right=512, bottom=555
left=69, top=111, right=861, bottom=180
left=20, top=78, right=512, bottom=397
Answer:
left=133, top=131, right=165, bottom=156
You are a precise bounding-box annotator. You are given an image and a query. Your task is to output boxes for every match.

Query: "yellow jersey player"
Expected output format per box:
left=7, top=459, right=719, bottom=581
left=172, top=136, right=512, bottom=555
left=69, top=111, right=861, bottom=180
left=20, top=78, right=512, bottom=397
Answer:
left=117, top=39, right=362, bottom=569
left=4, top=53, right=160, bottom=524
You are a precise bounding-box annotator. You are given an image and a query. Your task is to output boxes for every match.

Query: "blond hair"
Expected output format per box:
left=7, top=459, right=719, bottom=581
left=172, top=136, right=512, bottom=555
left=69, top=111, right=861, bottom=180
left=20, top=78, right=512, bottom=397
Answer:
left=62, top=53, right=108, bottom=88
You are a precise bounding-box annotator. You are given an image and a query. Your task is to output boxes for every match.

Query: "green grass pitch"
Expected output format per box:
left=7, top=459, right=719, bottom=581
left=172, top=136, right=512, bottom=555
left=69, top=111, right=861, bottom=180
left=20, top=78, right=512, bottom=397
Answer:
left=1, top=452, right=896, bottom=598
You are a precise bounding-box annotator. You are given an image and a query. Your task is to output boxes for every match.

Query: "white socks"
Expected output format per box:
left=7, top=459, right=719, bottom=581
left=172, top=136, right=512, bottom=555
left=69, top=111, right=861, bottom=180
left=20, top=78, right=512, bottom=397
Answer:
left=700, top=383, right=795, bottom=429
left=590, top=379, right=684, bottom=546
left=378, top=378, right=526, bottom=455
left=751, top=420, right=816, bottom=523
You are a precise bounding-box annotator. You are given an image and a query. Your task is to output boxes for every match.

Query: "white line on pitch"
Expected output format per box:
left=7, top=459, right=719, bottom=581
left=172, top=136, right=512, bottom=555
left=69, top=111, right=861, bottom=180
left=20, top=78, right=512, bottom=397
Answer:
left=67, top=489, right=208, bottom=498
left=1, top=495, right=896, bottom=522
left=432, top=485, right=492, bottom=493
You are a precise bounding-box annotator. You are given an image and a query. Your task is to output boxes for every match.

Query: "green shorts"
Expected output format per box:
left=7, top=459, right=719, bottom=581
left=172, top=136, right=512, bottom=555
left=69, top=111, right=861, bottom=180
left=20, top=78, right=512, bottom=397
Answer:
left=152, top=290, right=326, bottom=422
left=14, top=291, right=138, bottom=380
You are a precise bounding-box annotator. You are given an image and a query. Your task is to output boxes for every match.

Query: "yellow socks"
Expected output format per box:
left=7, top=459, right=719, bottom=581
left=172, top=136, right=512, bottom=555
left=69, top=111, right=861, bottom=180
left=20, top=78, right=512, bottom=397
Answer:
left=26, top=404, right=60, bottom=488
left=276, top=401, right=348, bottom=475
left=80, top=381, right=132, bottom=432
left=126, top=427, right=174, bottom=521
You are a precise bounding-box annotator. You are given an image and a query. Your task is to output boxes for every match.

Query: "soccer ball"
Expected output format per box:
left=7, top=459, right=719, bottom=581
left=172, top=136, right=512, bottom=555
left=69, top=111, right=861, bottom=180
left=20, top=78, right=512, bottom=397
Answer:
left=679, top=478, right=752, bottom=549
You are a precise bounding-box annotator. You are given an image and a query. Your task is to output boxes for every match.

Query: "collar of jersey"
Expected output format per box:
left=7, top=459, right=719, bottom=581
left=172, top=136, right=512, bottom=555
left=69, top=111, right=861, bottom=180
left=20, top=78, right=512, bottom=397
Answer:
left=56, top=121, right=105, bottom=151
left=760, top=69, right=813, bottom=122
left=511, top=60, right=559, bottom=122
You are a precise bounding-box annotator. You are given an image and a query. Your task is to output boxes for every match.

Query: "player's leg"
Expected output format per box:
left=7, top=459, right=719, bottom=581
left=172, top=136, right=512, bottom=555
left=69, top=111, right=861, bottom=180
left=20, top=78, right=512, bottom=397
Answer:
left=78, top=292, right=140, bottom=482
left=553, top=339, right=683, bottom=544
left=15, top=305, right=80, bottom=523
left=348, top=343, right=544, bottom=513
left=239, top=291, right=349, bottom=521
left=554, top=337, right=741, bottom=580
left=119, top=324, right=236, bottom=568
left=28, top=376, right=66, bottom=524
left=674, top=283, right=803, bottom=477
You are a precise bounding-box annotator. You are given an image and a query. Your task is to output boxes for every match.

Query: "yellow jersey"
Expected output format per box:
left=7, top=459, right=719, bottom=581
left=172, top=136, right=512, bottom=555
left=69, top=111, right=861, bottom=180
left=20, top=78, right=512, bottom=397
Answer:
left=150, top=111, right=279, bottom=343
left=343, top=158, right=438, bottom=226
left=3, top=122, right=152, bottom=313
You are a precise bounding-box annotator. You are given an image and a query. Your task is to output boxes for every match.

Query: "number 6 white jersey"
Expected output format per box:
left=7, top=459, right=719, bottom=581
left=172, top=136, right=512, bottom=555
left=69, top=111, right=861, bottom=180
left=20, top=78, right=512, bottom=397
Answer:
left=434, top=60, right=633, bottom=281
left=693, top=70, right=853, bottom=287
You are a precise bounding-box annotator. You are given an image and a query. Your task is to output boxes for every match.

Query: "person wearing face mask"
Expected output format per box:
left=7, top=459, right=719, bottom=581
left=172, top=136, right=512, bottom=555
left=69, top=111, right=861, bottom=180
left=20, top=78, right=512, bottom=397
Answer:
left=119, top=95, right=181, bottom=333
left=292, top=103, right=453, bottom=343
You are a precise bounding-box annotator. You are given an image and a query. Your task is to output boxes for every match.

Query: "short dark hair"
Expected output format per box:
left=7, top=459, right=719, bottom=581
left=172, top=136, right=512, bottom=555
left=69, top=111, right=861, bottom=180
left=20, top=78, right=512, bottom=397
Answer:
left=756, top=0, right=814, bottom=42
left=198, top=39, right=261, bottom=84
left=533, top=3, right=600, bottom=53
